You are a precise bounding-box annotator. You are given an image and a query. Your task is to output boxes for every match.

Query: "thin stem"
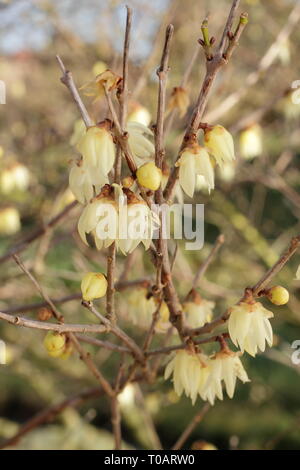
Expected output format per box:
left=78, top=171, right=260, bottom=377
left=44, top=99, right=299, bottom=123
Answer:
left=56, top=55, right=93, bottom=128
left=172, top=403, right=210, bottom=450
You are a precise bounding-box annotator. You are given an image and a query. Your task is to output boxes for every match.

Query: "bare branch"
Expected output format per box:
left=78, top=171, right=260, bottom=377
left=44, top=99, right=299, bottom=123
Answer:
left=56, top=55, right=93, bottom=127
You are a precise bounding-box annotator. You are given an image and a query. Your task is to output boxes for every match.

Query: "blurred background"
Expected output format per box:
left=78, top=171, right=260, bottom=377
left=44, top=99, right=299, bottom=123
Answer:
left=1, top=0, right=300, bottom=450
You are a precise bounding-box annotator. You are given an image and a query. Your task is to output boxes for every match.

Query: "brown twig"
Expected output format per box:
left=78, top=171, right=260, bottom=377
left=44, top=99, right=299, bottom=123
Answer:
left=171, top=403, right=210, bottom=450
left=82, top=300, right=145, bottom=364
left=0, top=387, right=104, bottom=450
left=2, top=279, right=151, bottom=315
left=164, top=1, right=247, bottom=202
left=12, top=255, right=113, bottom=396
left=187, top=235, right=300, bottom=337
left=191, top=234, right=225, bottom=291
left=205, top=2, right=300, bottom=122
left=56, top=55, right=93, bottom=127
left=0, top=200, right=78, bottom=265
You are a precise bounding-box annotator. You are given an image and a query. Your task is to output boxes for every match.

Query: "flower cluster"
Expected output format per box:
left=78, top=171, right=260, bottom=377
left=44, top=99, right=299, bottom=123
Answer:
left=78, top=184, right=159, bottom=254
left=176, top=125, right=235, bottom=198
left=164, top=349, right=249, bottom=405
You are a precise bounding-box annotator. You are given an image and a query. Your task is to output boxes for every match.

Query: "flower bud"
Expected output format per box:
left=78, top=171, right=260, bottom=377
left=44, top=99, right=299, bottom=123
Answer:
left=81, top=272, right=108, bottom=301
left=128, top=103, right=151, bottom=127
left=44, top=331, right=66, bottom=357
left=267, top=286, right=289, bottom=306
left=136, top=162, right=162, bottom=190
left=38, top=307, right=52, bottom=321
left=204, top=125, right=235, bottom=167
left=122, top=176, right=135, bottom=188
left=0, top=207, right=21, bottom=235
left=167, top=87, right=190, bottom=118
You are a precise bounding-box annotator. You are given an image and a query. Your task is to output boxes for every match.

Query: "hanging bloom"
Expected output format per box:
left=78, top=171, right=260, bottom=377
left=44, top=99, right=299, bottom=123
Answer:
left=228, top=300, right=274, bottom=357
left=81, top=69, right=122, bottom=102
left=77, top=122, right=116, bottom=175
left=81, top=272, right=108, bottom=301
left=204, top=125, right=235, bottom=167
left=239, top=124, right=263, bottom=160
left=267, top=286, right=289, bottom=306
left=69, top=159, right=108, bottom=204
left=164, top=350, right=209, bottom=405
left=78, top=185, right=118, bottom=249
left=183, top=290, right=215, bottom=329
left=176, top=142, right=214, bottom=198
left=43, top=331, right=66, bottom=358
left=167, top=87, right=190, bottom=118
left=128, top=102, right=151, bottom=127
left=127, top=122, right=155, bottom=166
left=118, top=188, right=159, bottom=254
left=201, top=350, right=250, bottom=405
left=295, top=265, right=300, bottom=280
left=0, top=207, right=21, bottom=235
left=136, top=161, right=162, bottom=191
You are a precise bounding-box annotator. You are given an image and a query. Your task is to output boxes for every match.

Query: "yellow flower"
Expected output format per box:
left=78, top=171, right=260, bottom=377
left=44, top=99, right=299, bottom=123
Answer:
left=44, top=332, right=66, bottom=358
left=77, top=124, right=115, bottom=176
left=183, top=291, right=214, bottom=329
left=81, top=272, right=108, bottom=301
left=136, top=161, right=162, bottom=191
left=267, top=286, right=289, bottom=306
left=228, top=301, right=274, bottom=357
left=201, top=351, right=250, bottom=405
left=118, top=188, right=159, bottom=254
left=176, top=143, right=214, bottom=197
left=165, top=350, right=209, bottom=405
left=167, top=87, right=190, bottom=118
left=81, top=70, right=121, bottom=102
left=78, top=190, right=118, bottom=249
left=69, top=159, right=108, bottom=204
left=239, top=124, right=262, bottom=160
left=127, top=122, right=154, bottom=166
left=204, top=125, right=235, bottom=167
